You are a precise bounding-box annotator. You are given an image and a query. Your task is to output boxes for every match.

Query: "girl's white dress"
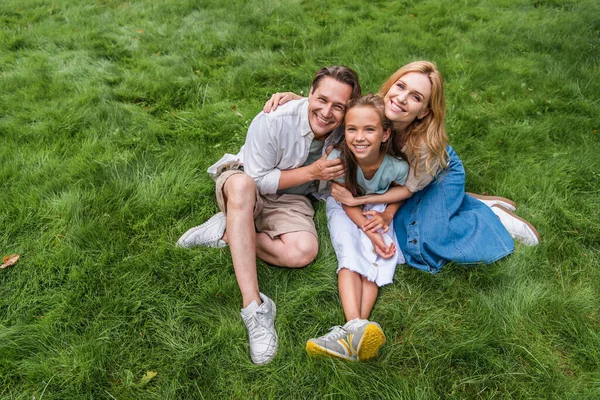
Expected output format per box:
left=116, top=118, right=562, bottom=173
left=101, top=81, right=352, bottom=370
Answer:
left=327, top=198, right=404, bottom=286
left=325, top=149, right=409, bottom=287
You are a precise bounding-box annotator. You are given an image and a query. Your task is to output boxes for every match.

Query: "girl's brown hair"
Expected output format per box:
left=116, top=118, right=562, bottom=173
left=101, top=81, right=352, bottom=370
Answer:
left=337, top=94, right=396, bottom=197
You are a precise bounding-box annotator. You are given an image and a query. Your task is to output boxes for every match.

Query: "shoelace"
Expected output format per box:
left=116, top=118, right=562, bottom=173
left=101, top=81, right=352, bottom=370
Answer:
left=320, top=326, right=347, bottom=340
left=245, top=310, right=269, bottom=340
left=343, top=319, right=367, bottom=332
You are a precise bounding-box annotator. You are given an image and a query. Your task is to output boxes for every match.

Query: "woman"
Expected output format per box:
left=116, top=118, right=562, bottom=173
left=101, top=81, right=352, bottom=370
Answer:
left=264, top=61, right=539, bottom=273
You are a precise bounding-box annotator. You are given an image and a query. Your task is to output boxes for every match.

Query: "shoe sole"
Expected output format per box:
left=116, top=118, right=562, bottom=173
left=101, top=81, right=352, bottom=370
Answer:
left=356, top=324, right=386, bottom=361
left=468, top=193, right=517, bottom=212
left=306, top=341, right=356, bottom=361
left=492, top=204, right=541, bottom=245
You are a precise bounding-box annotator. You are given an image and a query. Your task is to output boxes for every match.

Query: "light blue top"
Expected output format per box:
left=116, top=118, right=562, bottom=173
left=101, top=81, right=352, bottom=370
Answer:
left=327, top=148, right=409, bottom=195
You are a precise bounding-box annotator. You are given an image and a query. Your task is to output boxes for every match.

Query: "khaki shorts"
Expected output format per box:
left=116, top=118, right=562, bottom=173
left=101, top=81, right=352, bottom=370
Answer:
left=215, top=169, right=317, bottom=239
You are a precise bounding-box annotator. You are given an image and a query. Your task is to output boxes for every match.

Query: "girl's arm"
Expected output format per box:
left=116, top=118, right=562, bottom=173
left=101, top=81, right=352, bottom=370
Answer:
left=362, top=201, right=403, bottom=233
left=342, top=204, right=396, bottom=259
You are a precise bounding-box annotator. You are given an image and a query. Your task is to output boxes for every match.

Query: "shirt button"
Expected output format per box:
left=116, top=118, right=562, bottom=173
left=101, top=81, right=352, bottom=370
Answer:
left=411, top=239, right=418, bottom=244
left=410, top=221, right=416, bottom=226
left=372, top=262, right=378, bottom=267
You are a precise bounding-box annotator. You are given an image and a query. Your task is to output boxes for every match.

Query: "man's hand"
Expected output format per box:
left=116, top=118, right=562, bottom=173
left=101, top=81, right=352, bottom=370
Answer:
left=365, top=230, right=396, bottom=259
left=362, top=210, right=393, bottom=233
left=309, top=153, right=345, bottom=181
left=331, top=182, right=359, bottom=206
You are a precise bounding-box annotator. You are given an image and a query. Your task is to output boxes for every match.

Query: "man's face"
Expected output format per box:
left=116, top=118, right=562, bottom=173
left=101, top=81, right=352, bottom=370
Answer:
left=307, top=77, right=353, bottom=140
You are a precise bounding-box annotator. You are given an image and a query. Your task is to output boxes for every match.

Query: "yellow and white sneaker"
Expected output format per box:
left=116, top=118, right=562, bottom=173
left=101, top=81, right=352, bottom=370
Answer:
left=344, top=319, right=386, bottom=361
left=306, top=326, right=357, bottom=361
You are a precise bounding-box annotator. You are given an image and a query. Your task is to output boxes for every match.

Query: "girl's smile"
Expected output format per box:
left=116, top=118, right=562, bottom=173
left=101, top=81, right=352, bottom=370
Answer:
left=345, top=106, right=391, bottom=169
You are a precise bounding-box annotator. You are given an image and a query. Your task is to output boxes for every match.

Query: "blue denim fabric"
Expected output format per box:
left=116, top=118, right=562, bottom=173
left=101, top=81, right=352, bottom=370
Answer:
left=393, top=146, right=514, bottom=273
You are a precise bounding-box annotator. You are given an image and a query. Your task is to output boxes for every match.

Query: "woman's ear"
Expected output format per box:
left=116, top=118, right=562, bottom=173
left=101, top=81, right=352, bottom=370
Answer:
left=418, top=108, right=430, bottom=120
left=382, top=128, right=392, bottom=143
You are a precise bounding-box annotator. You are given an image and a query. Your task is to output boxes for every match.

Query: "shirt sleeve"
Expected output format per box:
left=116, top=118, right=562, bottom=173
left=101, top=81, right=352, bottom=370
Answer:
left=404, top=143, right=436, bottom=193
left=327, top=148, right=345, bottom=185
left=241, top=113, right=282, bottom=194
left=393, top=158, right=410, bottom=186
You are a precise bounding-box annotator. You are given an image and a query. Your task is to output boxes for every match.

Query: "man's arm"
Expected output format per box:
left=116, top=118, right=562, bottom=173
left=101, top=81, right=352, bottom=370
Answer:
left=242, top=109, right=345, bottom=193
left=278, top=153, right=344, bottom=190
left=241, top=113, right=285, bottom=194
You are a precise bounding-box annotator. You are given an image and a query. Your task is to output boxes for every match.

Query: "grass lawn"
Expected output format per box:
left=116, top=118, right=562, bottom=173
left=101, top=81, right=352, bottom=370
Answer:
left=1, top=0, right=599, bottom=398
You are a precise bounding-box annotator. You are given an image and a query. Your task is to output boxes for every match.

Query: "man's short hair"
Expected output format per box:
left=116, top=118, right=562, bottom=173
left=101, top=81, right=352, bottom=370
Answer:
left=311, top=66, right=361, bottom=100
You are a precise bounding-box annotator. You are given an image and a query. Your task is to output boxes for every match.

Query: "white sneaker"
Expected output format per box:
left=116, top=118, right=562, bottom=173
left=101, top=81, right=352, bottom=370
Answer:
left=491, top=205, right=540, bottom=246
left=177, top=212, right=227, bottom=248
left=469, top=193, right=517, bottom=212
left=241, top=293, right=278, bottom=365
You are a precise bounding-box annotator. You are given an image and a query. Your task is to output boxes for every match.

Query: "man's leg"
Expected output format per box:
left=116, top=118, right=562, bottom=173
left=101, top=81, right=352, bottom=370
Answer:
left=221, top=173, right=278, bottom=365
left=251, top=193, right=319, bottom=268
left=255, top=231, right=318, bottom=268
left=221, top=173, right=261, bottom=307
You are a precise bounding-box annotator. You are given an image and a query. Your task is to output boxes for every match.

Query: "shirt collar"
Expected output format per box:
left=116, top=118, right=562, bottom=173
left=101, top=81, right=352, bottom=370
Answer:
left=300, top=99, right=312, bottom=137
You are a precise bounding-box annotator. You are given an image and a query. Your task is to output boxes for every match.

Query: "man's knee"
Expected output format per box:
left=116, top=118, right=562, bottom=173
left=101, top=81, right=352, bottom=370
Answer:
left=284, top=234, right=318, bottom=268
left=223, top=174, right=256, bottom=209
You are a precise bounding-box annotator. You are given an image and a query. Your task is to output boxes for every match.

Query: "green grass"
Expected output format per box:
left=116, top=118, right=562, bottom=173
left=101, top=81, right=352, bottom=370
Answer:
left=1, top=0, right=599, bottom=398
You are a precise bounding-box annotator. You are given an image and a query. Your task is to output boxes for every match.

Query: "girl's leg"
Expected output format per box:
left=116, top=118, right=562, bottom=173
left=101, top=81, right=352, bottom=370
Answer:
left=338, top=268, right=363, bottom=321
left=359, top=276, right=379, bottom=320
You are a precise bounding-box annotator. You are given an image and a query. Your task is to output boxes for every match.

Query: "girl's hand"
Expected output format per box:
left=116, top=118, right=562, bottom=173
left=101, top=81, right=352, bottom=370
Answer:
left=362, top=210, right=393, bottom=233
left=263, top=92, right=301, bottom=113
left=365, top=231, right=396, bottom=259
left=331, top=183, right=359, bottom=207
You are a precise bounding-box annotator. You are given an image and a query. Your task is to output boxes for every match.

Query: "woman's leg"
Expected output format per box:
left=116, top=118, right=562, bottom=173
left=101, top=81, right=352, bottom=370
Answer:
left=467, top=192, right=517, bottom=211
left=338, top=268, right=363, bottom=321
left=359, top=276, right=379, bottom=320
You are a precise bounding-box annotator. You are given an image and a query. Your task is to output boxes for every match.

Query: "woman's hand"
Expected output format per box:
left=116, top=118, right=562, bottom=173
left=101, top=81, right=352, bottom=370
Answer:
left=263, top=92, right=302, bottom=113
left=365, top=230, right=396, bottom=259
left=362, top=209, right=393, bottom=233
left=331, top=183, right=360, bottom=207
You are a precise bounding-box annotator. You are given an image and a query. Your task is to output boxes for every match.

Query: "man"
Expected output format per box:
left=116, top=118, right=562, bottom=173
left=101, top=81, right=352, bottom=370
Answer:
left=178, top=66, right=361, bottom=364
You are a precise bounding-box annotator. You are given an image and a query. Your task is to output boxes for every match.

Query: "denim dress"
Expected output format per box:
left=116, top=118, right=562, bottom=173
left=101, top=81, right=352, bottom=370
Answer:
left=393, top=146, right=514, bottom=273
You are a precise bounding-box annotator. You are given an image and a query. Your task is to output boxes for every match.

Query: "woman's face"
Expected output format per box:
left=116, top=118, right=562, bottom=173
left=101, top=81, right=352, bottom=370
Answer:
left=383, top=72, right=432, bottom=131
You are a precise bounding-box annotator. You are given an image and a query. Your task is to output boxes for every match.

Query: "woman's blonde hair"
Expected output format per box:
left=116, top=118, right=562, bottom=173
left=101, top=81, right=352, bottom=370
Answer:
left=378, top=61, right=448, bottom=176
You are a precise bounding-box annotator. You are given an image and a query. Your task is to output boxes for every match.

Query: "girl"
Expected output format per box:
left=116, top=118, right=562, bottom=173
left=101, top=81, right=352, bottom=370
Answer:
left=305, top=94, right=410, bottom=362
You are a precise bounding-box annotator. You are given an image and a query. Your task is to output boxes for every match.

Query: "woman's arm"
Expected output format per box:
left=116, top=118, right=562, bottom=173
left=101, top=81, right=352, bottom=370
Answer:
left=331, top=183, right=414, bottom=206
left=263, top=92, right=304, bottom=113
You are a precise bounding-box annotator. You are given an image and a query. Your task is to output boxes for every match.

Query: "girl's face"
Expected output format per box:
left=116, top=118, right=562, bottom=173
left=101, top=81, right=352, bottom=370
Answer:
left=384, top=72, right=432, bottom=131
left=344, top=106, right=391, bottom=165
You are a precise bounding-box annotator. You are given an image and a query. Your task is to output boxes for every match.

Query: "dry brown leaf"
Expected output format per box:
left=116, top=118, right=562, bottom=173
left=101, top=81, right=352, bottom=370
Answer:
left=231, top=104, right=243, bottom=118
left=1, top=254, right=20, bottom=269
